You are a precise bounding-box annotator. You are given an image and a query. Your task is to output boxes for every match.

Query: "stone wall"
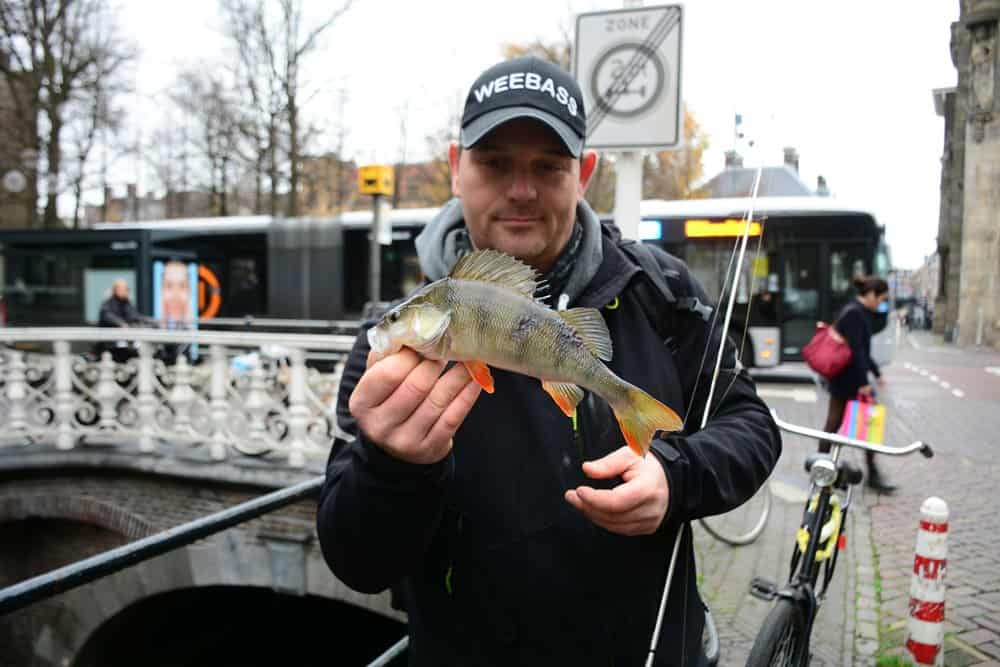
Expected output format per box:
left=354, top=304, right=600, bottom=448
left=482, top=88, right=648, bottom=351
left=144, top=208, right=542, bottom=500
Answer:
left=936, top=1, right=1000, bottom=348
left=0, top=474, right=401, bottom=666
left=958, top=5, right=1000, bottom=347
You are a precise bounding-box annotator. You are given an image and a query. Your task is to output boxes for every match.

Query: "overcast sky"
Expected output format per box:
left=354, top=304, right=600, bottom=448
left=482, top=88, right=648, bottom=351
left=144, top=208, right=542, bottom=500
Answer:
left=116, top=0, right=960, bottom=269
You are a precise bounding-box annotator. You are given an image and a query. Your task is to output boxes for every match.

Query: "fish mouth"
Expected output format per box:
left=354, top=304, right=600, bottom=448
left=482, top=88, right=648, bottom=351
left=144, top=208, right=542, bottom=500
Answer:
left=367, top=326, right=391, bottom=357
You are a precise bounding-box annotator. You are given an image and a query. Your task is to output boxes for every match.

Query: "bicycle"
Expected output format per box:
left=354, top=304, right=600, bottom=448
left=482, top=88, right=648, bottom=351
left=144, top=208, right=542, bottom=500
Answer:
left=744, top=409, right=933, bottom=666
left=699, top=480, right=772, bottom=546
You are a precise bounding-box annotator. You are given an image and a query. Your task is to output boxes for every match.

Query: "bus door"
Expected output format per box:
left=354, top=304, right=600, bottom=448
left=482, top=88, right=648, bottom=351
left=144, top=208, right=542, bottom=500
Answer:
left=827, top=242, right=869, bottom=320
left=779, top=243, right=821, bottom=359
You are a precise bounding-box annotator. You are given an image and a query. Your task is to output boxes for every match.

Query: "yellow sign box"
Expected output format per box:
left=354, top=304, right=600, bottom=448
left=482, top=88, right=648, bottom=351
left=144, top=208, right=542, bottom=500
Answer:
left=358, top=165, right=394, bottom=196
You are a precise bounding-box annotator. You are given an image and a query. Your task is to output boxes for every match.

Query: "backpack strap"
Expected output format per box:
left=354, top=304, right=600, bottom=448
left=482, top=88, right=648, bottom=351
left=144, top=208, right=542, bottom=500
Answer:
left=618, top=239, right=718, bottom=356
left=619, top=239, right=676, bottom=306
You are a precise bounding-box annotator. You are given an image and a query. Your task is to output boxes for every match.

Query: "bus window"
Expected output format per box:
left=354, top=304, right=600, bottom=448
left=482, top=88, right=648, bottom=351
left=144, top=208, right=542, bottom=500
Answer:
left=781, top=244, right=821, bottom=355
left=829, top=243, right=868, bottom=316
left=874, top=242, right=891, bottom=277
left=685, top=241, right=732, bottom=301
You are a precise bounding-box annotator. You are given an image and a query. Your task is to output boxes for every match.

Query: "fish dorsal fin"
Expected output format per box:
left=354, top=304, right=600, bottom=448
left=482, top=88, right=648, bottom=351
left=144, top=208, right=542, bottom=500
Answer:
left=559, top=308, right=613, bottom=361
left=449, top=249, right=539, bottom=298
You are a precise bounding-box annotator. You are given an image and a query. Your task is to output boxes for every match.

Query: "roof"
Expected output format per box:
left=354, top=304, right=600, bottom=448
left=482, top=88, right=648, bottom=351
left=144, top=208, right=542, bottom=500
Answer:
left=639, top=195, right=879, bottom=221
left=702, top=165, right=815, bottom=198
left=88, top=207, right=442, bottom=233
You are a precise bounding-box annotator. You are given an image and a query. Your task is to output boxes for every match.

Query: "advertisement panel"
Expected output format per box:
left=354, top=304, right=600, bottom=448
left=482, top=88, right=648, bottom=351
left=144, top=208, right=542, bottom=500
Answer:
left=152, top=260, right=199, bottom=360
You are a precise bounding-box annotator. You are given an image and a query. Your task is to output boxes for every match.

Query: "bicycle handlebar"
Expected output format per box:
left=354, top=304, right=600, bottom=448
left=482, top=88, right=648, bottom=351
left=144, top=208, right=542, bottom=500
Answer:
left=770, top=409, right=934, bottom=459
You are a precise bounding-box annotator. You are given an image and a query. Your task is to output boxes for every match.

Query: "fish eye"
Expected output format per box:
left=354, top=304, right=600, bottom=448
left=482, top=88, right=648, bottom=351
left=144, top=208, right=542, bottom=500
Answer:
left=388, top=311, right=400, bottom=323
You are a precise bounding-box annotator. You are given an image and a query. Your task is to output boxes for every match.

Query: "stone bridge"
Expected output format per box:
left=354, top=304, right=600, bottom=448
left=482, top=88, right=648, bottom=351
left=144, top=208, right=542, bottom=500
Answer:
left=0, top=328, right=404, bottom=667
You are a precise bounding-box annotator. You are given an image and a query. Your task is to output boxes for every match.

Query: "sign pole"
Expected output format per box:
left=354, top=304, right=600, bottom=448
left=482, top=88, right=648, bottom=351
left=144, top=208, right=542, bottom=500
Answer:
left=614, top=0, right=643, bottom=242
left=369, top=193, right=383, bottom=306
left=614, top=151, right=642, bottom=241
left=358, top=165, right=395, bottom=312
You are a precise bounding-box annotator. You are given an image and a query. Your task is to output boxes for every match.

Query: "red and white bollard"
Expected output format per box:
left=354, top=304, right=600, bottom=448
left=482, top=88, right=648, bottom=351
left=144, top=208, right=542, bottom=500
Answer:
left=905, top=496, right=949, bottom=667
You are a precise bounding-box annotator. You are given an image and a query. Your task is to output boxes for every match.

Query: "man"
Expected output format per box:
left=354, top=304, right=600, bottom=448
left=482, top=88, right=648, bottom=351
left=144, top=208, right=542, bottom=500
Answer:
left=317, top=56, right=781, bottom=665
left=98, top=280, right=144, bottom=328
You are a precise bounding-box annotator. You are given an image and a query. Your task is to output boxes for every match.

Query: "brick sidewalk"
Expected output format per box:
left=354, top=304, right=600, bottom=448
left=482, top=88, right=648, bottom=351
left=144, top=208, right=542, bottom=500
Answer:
left=867, top=330, right=1000, bottom=666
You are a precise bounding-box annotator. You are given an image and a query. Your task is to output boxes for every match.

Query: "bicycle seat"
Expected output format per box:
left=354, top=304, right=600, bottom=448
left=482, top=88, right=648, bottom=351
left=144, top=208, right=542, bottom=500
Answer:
left=804, top=454, right=864, bottom=487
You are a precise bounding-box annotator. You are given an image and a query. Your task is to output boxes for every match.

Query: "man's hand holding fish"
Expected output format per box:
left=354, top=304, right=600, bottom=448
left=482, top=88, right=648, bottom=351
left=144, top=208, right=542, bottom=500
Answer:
left=349, top=348, right=481, bottom=465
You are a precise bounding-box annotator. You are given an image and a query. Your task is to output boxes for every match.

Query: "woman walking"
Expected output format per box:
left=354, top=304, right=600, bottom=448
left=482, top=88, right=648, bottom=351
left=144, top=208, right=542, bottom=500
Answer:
left=822, top=276, right=896, bottom=493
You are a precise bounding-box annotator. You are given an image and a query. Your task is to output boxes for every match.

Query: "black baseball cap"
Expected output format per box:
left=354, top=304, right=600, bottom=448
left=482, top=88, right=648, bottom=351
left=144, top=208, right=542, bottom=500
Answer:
left=460, top=56, right=587, bottom=157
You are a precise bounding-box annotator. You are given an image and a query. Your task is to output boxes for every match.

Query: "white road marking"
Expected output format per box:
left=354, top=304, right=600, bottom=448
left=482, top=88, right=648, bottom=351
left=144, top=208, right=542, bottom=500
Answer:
left=757, top=387, right=818, bottom=403
left=903, top=363, right=967, bottom=396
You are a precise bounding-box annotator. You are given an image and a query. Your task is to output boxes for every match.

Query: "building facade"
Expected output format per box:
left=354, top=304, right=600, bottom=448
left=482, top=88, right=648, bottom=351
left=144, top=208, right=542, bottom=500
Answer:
left=935, top=0, right=1000, bottom=348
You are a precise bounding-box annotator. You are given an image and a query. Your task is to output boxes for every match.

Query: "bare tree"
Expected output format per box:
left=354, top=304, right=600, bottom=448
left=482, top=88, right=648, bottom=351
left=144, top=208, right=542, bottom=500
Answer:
left=219, top=0, right=352, bottom=218
left=221, top=0, right=285, bottom=214
left=66, top=75, right=123, bottom=227
left=0, top=0, right=136, bottom=227
left=393, top=101, right=409, bottom=208
left=171, top=67, right=241, bottom=216
left=144, top=118, right=194, bottom=218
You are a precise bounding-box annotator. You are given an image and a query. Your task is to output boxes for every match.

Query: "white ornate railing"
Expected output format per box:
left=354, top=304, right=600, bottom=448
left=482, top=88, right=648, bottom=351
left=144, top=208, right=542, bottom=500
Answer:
left=0, top=327, right=356, bottom=468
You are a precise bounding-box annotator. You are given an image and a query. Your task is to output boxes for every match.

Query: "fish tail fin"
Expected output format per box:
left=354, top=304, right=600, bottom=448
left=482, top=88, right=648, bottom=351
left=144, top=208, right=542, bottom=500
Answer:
left=613, top=386, right=684, bottom=456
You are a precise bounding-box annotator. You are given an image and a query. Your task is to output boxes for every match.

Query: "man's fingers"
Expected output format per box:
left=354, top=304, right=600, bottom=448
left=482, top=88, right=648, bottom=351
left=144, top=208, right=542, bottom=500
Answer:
left=564, top=490, right=656, bottom=535
left=422, top=379, right=482, bottom=446
left=396, top=364, right=475, bottom=443
left=351, top=349, right=438, bottom=413
left=573, top=483, right=647, bottom=516
left=581, top=446, right=640, bottom=480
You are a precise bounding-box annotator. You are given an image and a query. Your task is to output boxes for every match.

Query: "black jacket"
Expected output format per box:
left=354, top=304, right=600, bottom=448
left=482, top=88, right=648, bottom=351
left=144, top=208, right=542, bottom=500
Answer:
left=98, top=296, right=143, bottom=327
left=317, top=224, right=781, bottom=665
left=829, top=300, right=881, bottom=399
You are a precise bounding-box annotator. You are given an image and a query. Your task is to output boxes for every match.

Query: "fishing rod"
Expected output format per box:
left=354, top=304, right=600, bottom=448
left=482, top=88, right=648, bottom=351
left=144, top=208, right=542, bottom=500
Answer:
left=645, top=165, right=764, bottom=666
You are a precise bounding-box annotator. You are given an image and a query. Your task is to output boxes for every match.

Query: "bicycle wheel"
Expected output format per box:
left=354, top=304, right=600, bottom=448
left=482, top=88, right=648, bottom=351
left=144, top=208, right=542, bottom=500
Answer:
left=698, top=482, right=772, bottom=546
left=745, top=598, right=808, bottom=667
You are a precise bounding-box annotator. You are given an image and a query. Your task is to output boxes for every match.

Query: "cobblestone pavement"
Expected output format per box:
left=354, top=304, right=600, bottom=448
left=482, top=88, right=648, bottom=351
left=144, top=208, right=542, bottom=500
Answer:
left=695, top=328, right=1000, bottom=666
left=870, top=330, right=1000, bottom=666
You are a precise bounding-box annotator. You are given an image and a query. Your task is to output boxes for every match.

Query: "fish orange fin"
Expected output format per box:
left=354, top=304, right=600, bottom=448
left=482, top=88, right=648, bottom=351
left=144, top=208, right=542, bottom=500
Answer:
left=612, top=385, right=684, bottom=456
left=541, top=381, right=585, bottom=417
left=558, top=307, right=613, bottom=361
left=463, top=361, right=495, bottom=394
left=449, top=249, right=539, bottom=298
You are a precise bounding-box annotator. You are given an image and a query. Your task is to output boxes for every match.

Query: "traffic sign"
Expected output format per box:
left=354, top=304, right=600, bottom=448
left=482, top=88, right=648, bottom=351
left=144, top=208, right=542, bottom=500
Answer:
left=574, top=5, right=683, bottom=150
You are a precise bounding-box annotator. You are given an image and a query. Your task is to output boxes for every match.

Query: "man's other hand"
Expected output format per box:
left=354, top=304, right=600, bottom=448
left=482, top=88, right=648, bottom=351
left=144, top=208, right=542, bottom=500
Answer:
left=564, top=446, right=669, bottom=536
left=349, top=348, right=482, bottom=465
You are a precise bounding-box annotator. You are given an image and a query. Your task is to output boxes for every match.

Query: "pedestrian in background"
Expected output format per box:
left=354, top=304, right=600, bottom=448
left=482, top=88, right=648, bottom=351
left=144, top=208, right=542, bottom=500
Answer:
left=98, top=280, right=143, bottom=328
left=822, top=275, right=895, bottom=492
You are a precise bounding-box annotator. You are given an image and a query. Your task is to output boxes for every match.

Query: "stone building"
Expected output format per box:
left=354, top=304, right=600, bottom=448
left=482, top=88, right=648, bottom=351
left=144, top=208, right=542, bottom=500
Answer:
left=934, top=0, right=1000, bottom=347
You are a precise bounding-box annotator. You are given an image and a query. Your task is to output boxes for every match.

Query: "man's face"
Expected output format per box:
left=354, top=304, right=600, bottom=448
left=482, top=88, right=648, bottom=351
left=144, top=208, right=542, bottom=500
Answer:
left=113, top=282, right=129, bottom=300
left=449, top=119, right=597, bottom=273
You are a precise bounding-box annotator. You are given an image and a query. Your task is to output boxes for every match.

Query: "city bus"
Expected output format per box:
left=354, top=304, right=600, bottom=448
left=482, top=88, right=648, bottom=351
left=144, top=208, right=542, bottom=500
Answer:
left=634, top=196, right=893, bottom=368
left=1, top=197, right=892, bottom=368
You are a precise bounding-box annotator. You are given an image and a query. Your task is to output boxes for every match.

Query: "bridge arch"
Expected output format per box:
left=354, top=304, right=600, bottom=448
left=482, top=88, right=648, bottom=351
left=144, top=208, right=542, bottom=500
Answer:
left=73, top=585, right=406, bottom=666
left=0, top=477, right=402, bottom=666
